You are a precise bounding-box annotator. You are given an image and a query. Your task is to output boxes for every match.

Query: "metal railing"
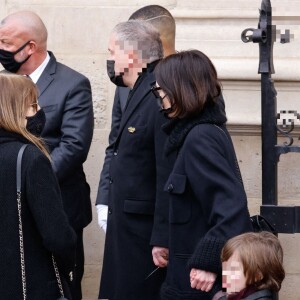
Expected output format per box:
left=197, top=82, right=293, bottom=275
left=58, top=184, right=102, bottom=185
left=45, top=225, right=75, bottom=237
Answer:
left=241, top=0, right=300, bottom=235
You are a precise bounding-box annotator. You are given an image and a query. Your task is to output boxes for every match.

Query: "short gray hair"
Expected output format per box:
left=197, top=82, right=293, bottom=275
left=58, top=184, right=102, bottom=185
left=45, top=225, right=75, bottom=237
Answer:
left=112, top=20, right=163, bottom=62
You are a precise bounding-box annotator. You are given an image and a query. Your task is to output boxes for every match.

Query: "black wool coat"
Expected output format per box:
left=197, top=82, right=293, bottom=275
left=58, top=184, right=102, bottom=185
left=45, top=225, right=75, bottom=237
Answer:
left=0, top=129, right=76, bottom=299
left=96, top=86, right=130, bottom=206
left=99, top=62, right=173, bottom=300
left=160, top=101, right=253, bottom=300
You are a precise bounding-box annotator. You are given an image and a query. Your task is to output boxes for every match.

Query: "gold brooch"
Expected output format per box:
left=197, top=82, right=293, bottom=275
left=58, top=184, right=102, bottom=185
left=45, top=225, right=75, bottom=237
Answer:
left=128, top=127, right=136, bottom=133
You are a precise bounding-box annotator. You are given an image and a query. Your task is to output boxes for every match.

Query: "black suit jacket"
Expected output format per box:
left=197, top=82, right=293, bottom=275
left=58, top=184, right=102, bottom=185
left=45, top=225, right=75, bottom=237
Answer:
left=96, top=86, right=130, bottom=206
left=37, top=52, right=94, bottom=230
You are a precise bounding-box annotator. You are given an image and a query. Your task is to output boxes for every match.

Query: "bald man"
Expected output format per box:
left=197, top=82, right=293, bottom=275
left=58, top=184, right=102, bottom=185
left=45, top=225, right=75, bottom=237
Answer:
left=96, top=4, right=176, bottom=231
left=0, top=11, right=94, bottom=300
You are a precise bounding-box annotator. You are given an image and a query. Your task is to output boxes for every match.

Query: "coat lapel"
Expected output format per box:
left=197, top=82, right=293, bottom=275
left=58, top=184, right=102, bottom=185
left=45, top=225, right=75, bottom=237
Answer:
left=116, top=71, right=155, bottom=142
left=119, top=87, right=130, bottom=112
left=36, top=51, right=56, bottom=99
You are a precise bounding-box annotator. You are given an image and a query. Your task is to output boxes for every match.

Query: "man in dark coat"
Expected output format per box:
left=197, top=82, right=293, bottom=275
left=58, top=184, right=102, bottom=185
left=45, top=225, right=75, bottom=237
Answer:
left=0, top=11, right=94, bottom=300
left=96, top=86, right=128, bottom=231
left=96, top=5, right=176, bottom=232
left=98, top=20, right=172, bottom=300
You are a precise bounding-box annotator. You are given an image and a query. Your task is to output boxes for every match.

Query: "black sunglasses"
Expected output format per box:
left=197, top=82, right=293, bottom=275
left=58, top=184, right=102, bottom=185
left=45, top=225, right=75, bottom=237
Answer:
left=151, top=85, right=162, bottom=99
left=151, top=85, right=168, bottom=108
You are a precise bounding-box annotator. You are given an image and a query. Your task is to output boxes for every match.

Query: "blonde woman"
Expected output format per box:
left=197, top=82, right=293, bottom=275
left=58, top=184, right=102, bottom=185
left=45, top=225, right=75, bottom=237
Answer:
left=0, top=74, right=76, bottom=299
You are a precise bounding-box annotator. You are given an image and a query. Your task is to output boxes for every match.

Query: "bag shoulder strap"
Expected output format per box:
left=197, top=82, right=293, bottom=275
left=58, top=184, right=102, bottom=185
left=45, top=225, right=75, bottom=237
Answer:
left=16, top=144, right=67, bottom=300
left=16, top=144, right=28, bottom=300
left=17, top=144, right=28, bottom=192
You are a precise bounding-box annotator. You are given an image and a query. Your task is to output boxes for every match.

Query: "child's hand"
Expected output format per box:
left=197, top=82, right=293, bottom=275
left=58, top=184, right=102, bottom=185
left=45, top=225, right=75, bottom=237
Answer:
left=190, top=268, right=217, bottom=292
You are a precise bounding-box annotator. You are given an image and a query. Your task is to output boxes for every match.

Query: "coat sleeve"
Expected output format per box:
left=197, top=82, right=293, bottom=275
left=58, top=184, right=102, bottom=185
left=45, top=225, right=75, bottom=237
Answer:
left=25, top=149, right=77, bottom=275
left=96, top=87, right=126, bottom=205
left=50, top=76, right=94, bottom=182
left=184, top=126, right=252, bottom=274
left=150, top=111, right=173, bottom=247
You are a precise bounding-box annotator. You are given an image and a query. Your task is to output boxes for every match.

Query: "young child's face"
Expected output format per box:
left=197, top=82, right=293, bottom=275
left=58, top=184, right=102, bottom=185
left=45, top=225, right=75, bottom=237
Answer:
left=222, top=251, right=247, bottom=294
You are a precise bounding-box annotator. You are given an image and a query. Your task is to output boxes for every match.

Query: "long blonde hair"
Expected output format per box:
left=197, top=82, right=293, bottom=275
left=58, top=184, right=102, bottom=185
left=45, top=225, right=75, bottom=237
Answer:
left=0, top=73, right=50, bottom=159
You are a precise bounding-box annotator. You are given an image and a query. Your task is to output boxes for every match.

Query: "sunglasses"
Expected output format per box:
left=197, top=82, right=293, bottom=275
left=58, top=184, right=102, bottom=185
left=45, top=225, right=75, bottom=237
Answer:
left=151, top=85, right=162, bottom=99
left=151, top=85, right=168, bottom=108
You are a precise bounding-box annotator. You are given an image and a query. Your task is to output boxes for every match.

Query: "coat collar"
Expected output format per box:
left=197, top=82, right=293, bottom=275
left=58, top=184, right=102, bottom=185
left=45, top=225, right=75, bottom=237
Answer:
left=244, top=289, right=272, bottom=300
left=36, top=51, right=56, bottom=97
left=0, top=128, right=29, bottom=145
left=162, top=98, right=227, bottom=156
left=115, top=61, right=159, bottom=143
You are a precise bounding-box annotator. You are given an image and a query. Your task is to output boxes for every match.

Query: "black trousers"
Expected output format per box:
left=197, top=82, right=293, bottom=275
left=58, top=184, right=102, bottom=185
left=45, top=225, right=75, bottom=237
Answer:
left=70, top=229, right=84, bottom=300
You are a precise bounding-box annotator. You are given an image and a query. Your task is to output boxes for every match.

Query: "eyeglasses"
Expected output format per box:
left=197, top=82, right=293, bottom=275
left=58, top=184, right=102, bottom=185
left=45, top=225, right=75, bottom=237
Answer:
left=151, top=85, right=168, bottom=108
left=29, top=102, right=39, bottom=111
left=151, top=85, right=162, bottom=99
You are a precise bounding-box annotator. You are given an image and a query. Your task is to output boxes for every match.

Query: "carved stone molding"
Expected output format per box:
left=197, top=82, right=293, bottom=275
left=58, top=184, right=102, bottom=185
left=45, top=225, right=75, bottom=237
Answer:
left=228, top=123, right=300, bottom=138
left=172, top=0, right=300, bottom=19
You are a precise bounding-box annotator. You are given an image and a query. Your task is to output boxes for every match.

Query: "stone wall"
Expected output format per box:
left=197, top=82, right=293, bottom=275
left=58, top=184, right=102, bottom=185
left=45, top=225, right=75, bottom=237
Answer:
left=1, top=1, right=299, bottom=299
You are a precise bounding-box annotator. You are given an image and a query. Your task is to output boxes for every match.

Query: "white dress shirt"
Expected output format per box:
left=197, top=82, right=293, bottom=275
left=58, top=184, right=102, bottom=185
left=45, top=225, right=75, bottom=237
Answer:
left=28, top=52, right=50, bottom=84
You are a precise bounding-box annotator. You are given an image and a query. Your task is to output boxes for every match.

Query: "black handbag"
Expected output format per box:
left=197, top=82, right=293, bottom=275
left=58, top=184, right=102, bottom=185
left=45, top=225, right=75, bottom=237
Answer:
left=250, top=214, right=276, bottom=234
left=16, top=145, right=69, bottom=300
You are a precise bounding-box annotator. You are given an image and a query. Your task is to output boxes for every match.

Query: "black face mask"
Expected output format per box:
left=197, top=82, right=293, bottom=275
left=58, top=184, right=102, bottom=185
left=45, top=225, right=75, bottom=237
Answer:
left=106, top=60, right=127, bottom=87
left=160, top=107, right=173, bottom=119
left=26, top=109, right=46, bottom=137
left=0, top=41, right=31, bottom=73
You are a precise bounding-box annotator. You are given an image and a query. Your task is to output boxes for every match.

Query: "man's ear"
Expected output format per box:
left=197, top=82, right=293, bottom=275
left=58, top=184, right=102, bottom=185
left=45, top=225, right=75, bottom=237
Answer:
left=254, top=271, right=263, bottom=283
left=127, top=49, right=138, bottom=68
left=27, top=41, right=37, bottom=55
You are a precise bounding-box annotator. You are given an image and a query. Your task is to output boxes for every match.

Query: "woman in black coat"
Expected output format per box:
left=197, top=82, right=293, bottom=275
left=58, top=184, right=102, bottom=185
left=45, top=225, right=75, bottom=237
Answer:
left=0, top=74, right=76, bottom=299
left=152, top=50, right=253, bottom=299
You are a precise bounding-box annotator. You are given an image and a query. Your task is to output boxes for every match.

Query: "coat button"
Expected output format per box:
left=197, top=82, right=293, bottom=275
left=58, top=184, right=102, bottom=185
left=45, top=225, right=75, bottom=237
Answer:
left=167, top=184, right=174, bottom=192
left=108, top=208, right=112, bottom=214
left=109, top=177, right=113, bottom=184
left=113, top=150, right=118, bottom=156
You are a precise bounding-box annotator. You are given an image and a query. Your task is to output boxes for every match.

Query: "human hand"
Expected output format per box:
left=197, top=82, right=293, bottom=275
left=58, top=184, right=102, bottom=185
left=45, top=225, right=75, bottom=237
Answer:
left=96, top=204, right=108, bottom=233
left=190, top=268, right=217, bottom=292
left=152, top=246, right=169, bottom=268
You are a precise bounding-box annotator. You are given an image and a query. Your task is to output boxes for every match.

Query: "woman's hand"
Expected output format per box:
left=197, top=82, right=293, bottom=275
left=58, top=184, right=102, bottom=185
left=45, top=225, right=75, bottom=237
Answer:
left=152, top=246, right=169, bottom=267
left=190, top=268, right=217, bottom=292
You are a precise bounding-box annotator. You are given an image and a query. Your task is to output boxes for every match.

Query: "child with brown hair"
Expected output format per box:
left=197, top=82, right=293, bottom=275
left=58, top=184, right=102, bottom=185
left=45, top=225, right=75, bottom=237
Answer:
left=217, top=231, right=285, bottom=300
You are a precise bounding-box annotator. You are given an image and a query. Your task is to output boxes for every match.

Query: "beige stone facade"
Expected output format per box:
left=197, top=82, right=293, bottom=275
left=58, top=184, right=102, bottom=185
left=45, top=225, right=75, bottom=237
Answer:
left=1, top=0, right=300, bottom=299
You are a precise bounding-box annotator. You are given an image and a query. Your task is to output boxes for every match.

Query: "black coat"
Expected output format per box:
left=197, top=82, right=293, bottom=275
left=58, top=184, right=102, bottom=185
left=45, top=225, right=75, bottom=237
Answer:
left=99, top=62, right=173, bottom=300
left=37, top=52, right=94, bottom=230
left=0, top=129, right=76, bottom=299
left=244, top=289, right=273, bottom=300
left=160, top=101, right=253, bottom=300
left=96, top=86, right=130, bottom=205
left=218, top=289, right=273, bottom=300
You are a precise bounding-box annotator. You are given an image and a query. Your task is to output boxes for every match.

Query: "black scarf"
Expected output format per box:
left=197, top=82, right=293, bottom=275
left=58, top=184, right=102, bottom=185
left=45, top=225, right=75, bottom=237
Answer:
left=162, top=99, right=227, bottom=156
